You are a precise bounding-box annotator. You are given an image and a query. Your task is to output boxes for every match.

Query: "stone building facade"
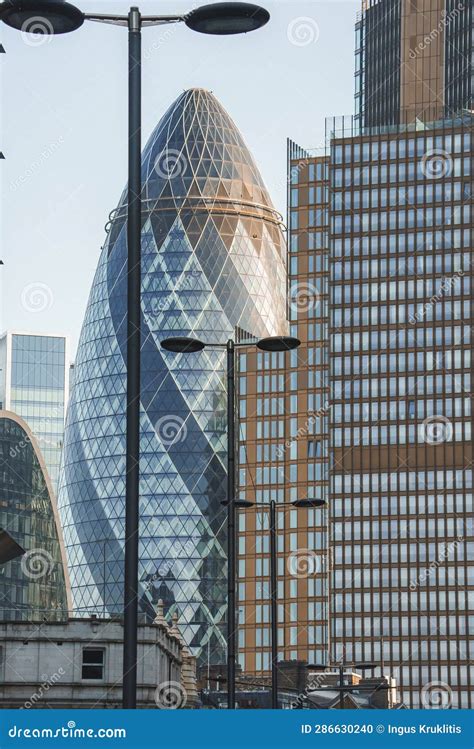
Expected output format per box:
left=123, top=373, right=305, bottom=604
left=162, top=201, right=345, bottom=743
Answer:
left=0, top=608, right=197, bottom=709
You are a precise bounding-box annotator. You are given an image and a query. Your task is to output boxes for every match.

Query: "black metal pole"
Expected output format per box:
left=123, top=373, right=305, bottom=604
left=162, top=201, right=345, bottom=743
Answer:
left=339, top=663, right=344, bottom=709
left=227, top=339, right=236, bottom=709
left=123, top=5, right=142, bottom=710
left=269, top=499, right=278, bottom=708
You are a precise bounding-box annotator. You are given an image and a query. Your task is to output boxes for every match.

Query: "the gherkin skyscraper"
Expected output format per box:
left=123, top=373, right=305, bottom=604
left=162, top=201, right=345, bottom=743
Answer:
left=58, top=88, right=288, bottom=662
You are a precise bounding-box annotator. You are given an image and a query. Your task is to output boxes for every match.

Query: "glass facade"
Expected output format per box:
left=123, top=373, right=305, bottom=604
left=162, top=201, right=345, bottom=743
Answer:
left=327, top=121, right=473, bottom=708
left=0, top=412, right=69, bottom=620
left=355, top=0, right=473, bottom=130
left=0, top=333, right=69, bottom=492
left=355, top=0, right=401, bottom=130
left=58, top=89, right=288, bottom=663
left=445, top=0, right=473, bottom=115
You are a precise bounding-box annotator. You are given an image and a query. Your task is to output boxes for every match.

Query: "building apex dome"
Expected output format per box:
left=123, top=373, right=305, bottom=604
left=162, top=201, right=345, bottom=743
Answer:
left=182, top=87, right=213, bottom=94
left=137, top=86, right=280, bottom=227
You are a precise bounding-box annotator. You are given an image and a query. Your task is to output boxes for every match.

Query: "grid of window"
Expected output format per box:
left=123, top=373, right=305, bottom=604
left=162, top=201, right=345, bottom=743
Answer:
left=445, top=0, right=473, bottom=115
left=236, top=150, right=330, bottom=675
left=0, top=415, right=68, bottom=621
left=355, top=0, right=401, bottom=129
left=5, top=334, right=67, bottom=491
left=328, top=122, right=473, bottom=708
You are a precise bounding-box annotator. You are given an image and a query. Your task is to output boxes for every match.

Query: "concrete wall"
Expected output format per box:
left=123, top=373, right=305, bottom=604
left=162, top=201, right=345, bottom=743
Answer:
left=0, top=618, right=186, bottom=709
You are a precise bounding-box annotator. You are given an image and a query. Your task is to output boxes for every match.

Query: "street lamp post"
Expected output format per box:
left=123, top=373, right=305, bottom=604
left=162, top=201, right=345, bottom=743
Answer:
left=338, top=662, right=345, bottom=709
left=161, top=334, right=300, bottom=707
left=125, top=6, right=142, bottom=710
left=1, top=0, right=270, bottom=709
left=226, top=339, right=237, bottom=709
left=246, top=496, right=325, bottom=709
left=269, top=499, right=278, bottom=709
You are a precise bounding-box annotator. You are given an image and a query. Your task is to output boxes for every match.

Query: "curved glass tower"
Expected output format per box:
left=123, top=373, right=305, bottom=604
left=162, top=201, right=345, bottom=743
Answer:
left=0, top=411, right=69, bottom=621
left=58, top=89, right=287, bottom=662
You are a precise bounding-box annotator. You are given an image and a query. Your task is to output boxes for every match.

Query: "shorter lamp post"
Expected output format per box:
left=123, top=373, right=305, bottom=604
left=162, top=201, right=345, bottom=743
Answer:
left=161, top=334, right=300, bottom=708
left=307, top=661, right=378, bottom=708
left=236, top=497, right=326, bottom=709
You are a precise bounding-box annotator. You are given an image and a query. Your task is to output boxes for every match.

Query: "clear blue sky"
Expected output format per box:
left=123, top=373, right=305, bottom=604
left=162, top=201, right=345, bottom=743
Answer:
left=1, top=0, right=358, bottom=356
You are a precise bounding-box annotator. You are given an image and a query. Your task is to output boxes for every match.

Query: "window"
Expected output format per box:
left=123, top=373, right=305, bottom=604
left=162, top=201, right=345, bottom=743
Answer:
left=82, top=648, right=105, bottom=680
left=307, top=440, right=321, bottom=458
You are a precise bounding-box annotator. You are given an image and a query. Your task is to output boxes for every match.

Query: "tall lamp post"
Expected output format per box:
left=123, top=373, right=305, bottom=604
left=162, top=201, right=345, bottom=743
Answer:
left=161, top=335, right=300, bottom=707
left=1, top=0, right=270, bottom=709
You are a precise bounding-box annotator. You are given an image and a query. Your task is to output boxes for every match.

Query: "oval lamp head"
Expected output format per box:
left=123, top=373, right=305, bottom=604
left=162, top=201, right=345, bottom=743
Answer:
left=186, top=2, right=269, bottom=35
left=221, top=499, right=254, bottom=509
left=257, top=336, right=300, bottom=352
left=0, top=0, right=85, bottom=34
left=161, top=337, right=205, bottom=354
left=292, top=498, right=326, bottom=509
left=354, top=662, right=377, bottom=671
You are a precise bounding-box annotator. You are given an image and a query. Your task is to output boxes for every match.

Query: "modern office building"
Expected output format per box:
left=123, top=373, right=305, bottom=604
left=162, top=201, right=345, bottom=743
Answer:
left=236, top=144, right=331, bottom=672
left=326, top=113, right=472, bottom=709
left=57, top=88, right=288, bottom=664
left=331, top=0, right=473, bottom=710
left=355, top=0, right=473, bottom=130
left=0, top=411, right=70, bottom=621
left=238, top=0, right=473, bottom=710
left=0, top=332, right=70, bottom=491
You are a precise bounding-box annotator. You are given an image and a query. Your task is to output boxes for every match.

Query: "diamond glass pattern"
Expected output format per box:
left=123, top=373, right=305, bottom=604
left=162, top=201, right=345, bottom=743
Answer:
left=57, top=89, right=287, bottom=663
